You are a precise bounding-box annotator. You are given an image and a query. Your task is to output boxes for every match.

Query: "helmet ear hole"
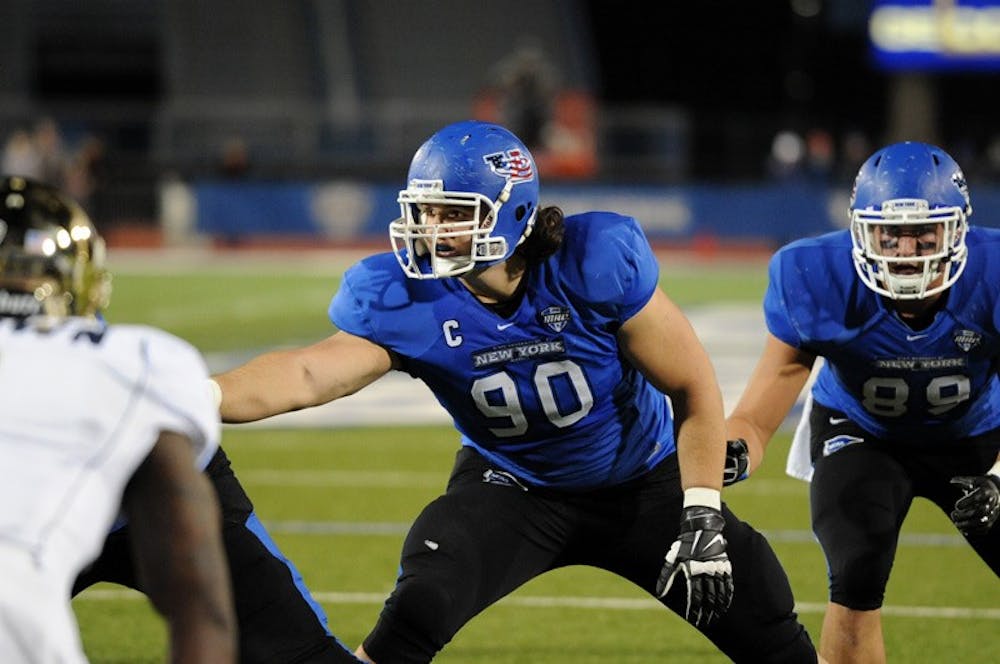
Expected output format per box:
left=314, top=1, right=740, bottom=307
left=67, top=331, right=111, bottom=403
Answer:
left=515, top=205, right=526, bottom=221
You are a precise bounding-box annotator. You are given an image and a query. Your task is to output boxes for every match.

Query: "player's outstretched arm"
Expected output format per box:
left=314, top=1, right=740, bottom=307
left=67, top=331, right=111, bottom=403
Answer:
left=212, top=331, right=396, bottom=423
left=726, top=333, right=815, bottom=478
left=123, top=431, right=237, bottom=664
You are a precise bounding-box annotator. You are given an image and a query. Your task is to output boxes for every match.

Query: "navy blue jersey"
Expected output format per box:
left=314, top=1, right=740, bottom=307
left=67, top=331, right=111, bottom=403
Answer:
left=765, top=227, right=1000, bottom=442
left=330, top=211, right=673, bottom=489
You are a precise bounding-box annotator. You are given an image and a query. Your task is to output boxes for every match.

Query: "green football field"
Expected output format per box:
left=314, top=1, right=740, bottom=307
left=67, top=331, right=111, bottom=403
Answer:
left=73, top=251, right=998, bottom=663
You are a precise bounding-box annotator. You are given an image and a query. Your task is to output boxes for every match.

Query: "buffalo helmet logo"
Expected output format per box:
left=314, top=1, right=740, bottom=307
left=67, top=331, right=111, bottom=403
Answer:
left=483, top=149, right=535, bottom=184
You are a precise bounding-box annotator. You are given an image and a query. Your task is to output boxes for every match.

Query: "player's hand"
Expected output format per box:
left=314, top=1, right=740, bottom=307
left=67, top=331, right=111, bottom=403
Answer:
left=656, top=505, right=733, bottom=628
left=950, top=474, right=1000, bottom=536
left=723, top=438, right=749, bottom=486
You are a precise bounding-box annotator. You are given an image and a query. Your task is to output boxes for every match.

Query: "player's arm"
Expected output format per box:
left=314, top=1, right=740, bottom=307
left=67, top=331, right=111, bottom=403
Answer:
left=619, top=287, right=733, bottom=626
left=212, top=330, right=397, bottom=423
left=619, top=287, right=726, bottom=491
left=726, top=332, right=815, bottom=475
left=122, top=430, right=236, bottom=664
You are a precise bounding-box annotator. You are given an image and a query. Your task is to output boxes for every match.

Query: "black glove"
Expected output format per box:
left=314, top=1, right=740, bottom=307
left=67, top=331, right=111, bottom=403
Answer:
left=723, top=438, right=749, bottom=486
left=950, top=474, right=1000, bottom=536
left=656, top=505, right=734, bottom=628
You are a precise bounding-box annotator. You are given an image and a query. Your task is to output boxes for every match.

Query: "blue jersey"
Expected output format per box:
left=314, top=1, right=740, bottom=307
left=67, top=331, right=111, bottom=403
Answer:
left=330, top=211, right=673, bottom=489
left=765, top=227, right=1000, bottom=442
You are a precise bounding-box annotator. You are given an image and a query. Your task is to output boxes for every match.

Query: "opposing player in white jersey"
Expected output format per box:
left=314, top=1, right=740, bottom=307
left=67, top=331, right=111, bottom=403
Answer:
left=17, top=181, right=363, bottom=664
left=211, top=120, right=821, bottom=662
left=725, top=142, right=1000, bottom=662
left=0, top=176, right=236, bottom=663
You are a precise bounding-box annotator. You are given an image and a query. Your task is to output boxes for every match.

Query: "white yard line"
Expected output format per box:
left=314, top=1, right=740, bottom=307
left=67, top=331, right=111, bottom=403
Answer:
left=238, top=470, right=808, bottom=494
left=257, top=520, right=967, bottom=548
left=241, top=469, right=447, bottom=488
left=75, top=588, right=1000, bottom=619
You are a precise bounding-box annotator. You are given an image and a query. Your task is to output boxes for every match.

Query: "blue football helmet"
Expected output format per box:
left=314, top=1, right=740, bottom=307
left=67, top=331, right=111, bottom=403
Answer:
left=390, top=120, right=539, bottom=279
left=849, top=141, right=971, bottom=300
left=0, top=176, right=110, bottom=317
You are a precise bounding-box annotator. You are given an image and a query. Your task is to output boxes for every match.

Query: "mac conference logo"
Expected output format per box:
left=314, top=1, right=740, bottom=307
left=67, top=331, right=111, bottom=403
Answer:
left=539, top=306, right=570, bottom=332
left=953, top=329, right=981, bottom=352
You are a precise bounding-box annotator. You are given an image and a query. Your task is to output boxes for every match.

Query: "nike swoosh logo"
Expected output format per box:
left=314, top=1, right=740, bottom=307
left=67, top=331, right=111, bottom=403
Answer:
left=705, top=533, right=725, bottom=549
left=497, top=322, right=515, bottom=330
left=906, top=334, right=928, bottom=341
left=829, top=417, right=849, bottom=425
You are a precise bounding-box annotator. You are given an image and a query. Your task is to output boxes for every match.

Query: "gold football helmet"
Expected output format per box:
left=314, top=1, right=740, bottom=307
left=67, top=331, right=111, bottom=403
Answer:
left=0, top=176, right=110, bottom=317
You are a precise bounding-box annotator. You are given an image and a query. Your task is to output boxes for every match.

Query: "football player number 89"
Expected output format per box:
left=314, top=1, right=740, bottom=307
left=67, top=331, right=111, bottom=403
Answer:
left=472, top=360, right=595, bottom=436
left=862, top=374, right=971, bottom=417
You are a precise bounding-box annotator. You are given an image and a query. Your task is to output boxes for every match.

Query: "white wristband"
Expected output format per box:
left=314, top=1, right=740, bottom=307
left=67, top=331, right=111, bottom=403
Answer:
left=988, top=457, right=1000, bottom=480
left=683, top=487, right=721, bottom=511
left=207, top=378, right=222, bottom=410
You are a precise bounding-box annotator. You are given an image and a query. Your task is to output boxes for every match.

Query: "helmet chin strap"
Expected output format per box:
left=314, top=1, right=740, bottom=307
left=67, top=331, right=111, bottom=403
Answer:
left=490, top=181, right=513, bottom=224
left=490, top=180, right=535, bottom=249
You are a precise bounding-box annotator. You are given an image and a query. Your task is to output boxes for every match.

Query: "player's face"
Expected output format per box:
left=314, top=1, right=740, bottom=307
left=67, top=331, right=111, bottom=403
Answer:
left=873, top=223, right=942, bottom=276
left=417, top=203, right=478, bottom=258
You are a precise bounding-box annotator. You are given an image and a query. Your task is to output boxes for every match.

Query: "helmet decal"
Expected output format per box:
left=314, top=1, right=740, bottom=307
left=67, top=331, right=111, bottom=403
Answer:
left=951, top=171, right=970, bottom=209
left=483, top=149, right=535, bottom=184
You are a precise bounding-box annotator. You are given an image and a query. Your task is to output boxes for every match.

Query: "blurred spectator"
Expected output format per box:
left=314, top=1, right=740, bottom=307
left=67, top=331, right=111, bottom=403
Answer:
left=493, top=45, right=558, bottom=151
left=986, top=134, right=1000, bottom=182
left=804, top=128, right=834, bottom=180
left=65, top=134, right=109, bottom=221
left=837, top=130, right=872, bottom=182
left=474, top=44, right=597, bottom=179
left=767, top=129, right=806, bottom=180
left=768, top=127, right=837, bottom=182
left=33, top=117, right=69, bottom=187
left=217, top=136, right=251, bottom=179
left=1, top=129, right=42, bottom=179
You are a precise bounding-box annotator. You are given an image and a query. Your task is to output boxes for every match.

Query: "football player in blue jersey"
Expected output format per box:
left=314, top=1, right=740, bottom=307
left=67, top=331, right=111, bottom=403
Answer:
left=212, top=120, right=820, bottom=663
left=725, top=141, right=1000, bottom=663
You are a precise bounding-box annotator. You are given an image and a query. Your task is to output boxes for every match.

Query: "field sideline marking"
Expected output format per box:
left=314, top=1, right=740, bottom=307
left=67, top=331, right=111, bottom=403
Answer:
left=74, top=588, right=1000, bottom=620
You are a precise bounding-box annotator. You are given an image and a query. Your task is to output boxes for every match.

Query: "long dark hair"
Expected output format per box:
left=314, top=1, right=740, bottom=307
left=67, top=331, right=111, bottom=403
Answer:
left=515, top=205, right=564, bottom=266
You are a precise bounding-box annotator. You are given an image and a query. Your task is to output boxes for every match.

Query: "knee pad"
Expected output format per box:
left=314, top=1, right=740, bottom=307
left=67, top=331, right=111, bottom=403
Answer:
left=827, top=547, right=892, bottom=610
left=363, top=572, right=464, bottom=664
left=392, top=572, right=460, bottom=638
